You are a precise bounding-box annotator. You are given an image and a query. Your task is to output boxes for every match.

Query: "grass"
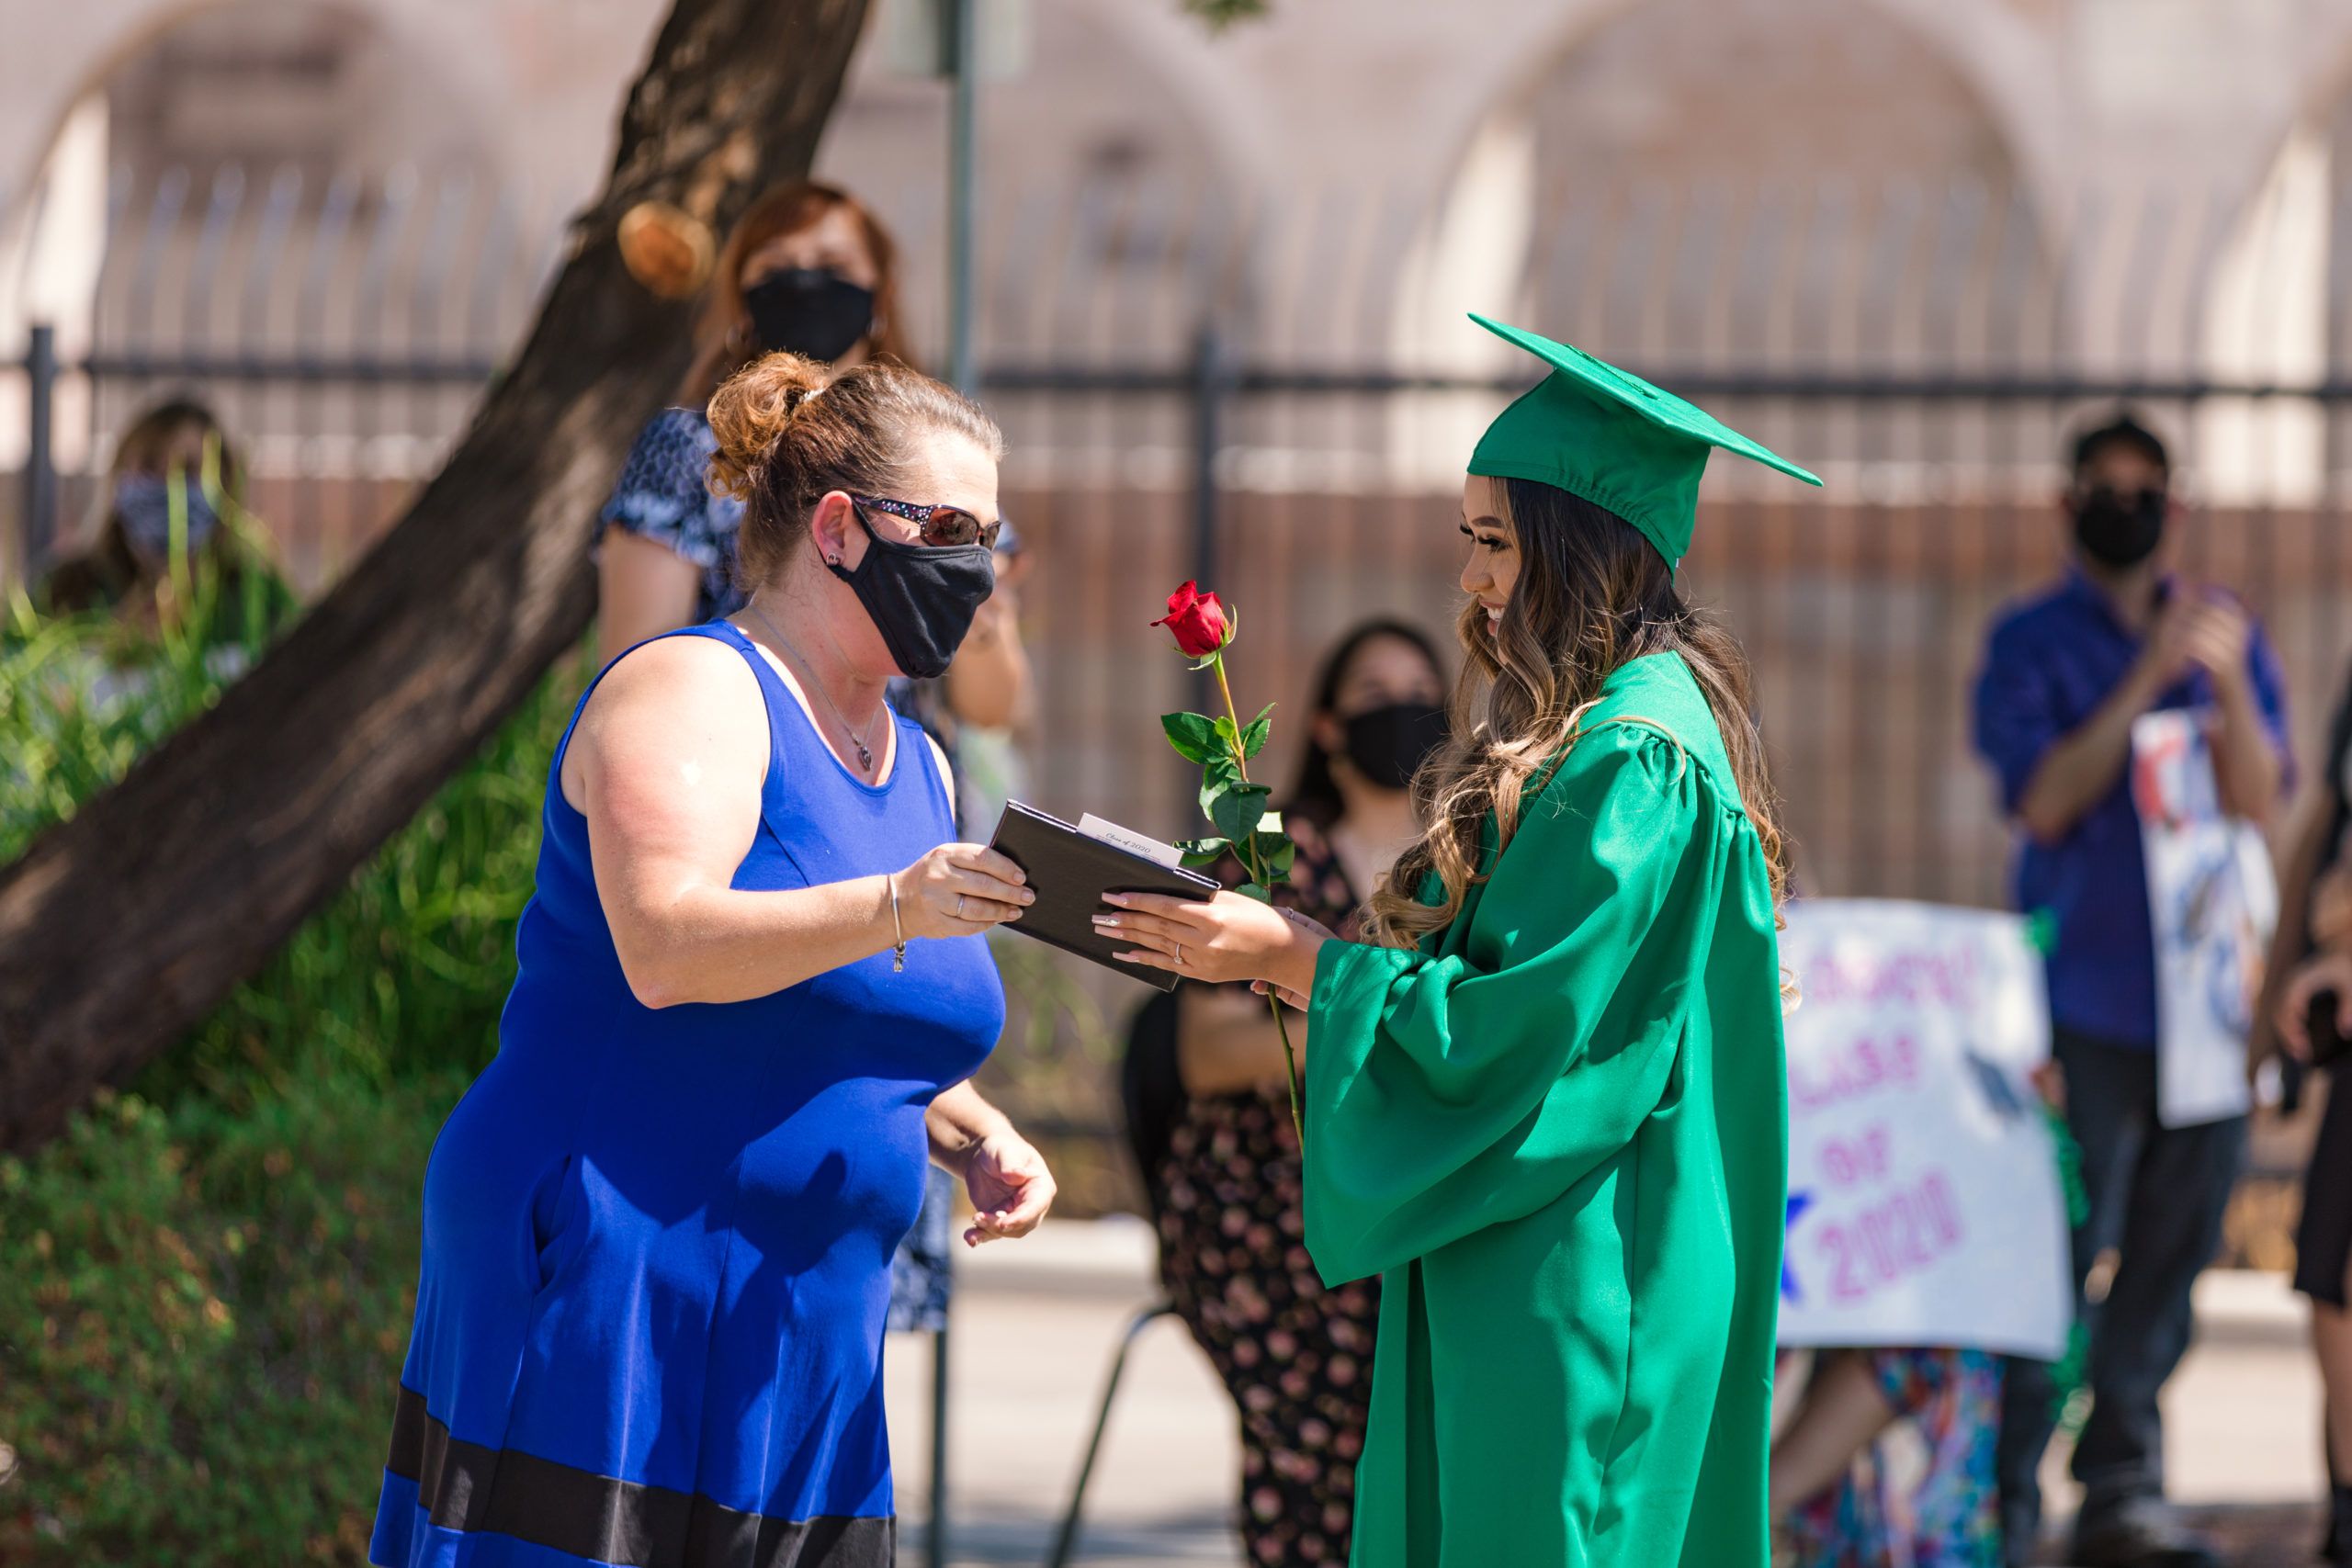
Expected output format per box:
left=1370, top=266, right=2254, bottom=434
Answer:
left=3, top=551, right=582, bottom=1105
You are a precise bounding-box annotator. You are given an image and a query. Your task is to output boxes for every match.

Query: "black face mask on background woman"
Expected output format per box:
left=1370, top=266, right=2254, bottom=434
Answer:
left=827, top=506, right=995, bottom=681
left=2072, top=485, right=2166, bottom=569
left=744, top=268, right=875, bottom=364
left=1340, top=702, right=1448, bottom=792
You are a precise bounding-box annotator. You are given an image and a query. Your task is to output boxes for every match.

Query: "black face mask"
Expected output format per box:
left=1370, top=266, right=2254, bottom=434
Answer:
left=828, top=506, right=995, bottom=681
left=744, top=268, right=875, bottom=363
left=1340, top=702, right=1448, bottom=792
left=2072, top=485, right=2166, bottom=569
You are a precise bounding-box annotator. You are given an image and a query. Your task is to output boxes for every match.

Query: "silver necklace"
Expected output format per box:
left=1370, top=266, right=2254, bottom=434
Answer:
left=746, top=603, right=886, bottom=773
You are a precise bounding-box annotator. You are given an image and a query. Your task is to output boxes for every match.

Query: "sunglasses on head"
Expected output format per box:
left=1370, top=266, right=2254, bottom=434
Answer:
left=851, top=493, right=1003, bottom=550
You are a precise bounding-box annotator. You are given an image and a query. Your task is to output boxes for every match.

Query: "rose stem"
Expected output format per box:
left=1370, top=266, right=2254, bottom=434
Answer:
left=1211, top=649, right=1305, bottom=1143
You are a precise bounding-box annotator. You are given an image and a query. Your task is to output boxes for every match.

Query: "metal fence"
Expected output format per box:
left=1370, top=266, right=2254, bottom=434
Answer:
left=12, top=164, right=2352, bottom=1217
left=4, top=162, right=559, bottom=584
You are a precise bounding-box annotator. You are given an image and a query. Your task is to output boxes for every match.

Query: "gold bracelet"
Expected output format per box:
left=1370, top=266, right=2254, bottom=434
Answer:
left=888, top=874, right=908, bottom=974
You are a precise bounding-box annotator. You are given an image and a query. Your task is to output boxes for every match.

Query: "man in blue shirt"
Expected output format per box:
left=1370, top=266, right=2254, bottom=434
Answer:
left=1973, top=412, right=2290, bottom=1568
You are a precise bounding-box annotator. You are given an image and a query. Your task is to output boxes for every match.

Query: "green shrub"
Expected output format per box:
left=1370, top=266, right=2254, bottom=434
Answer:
left=0, top=562, right=577, bottom=1559
left=0, top=1075, right=459, bottom=1564
left=0, top=558, right=296, bottom=865
left=141, top=661, right=582, bottom=1107
left=4, top=566, right=583, bottom=1106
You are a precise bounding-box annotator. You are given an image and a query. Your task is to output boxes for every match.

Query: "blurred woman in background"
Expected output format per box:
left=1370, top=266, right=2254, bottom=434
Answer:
left=1125, top=617, right=1447, bottom=1567
left=597, top=179, right=917, bottom=660
left=40, top=395, right=291, bottom=645
left=2265, top=665, right=2352, bottom=1563
left=595, top=180, right=1030, bottom=771
left=1771, top=1347, right=2006, bottom=1566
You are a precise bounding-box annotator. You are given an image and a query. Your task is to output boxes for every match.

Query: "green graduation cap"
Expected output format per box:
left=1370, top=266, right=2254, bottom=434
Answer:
left=1466, top=312, right=1821, bottom=568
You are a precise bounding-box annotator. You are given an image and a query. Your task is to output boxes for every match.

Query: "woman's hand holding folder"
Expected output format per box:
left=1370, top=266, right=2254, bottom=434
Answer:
left=891, top=843, right=1035, bottom=936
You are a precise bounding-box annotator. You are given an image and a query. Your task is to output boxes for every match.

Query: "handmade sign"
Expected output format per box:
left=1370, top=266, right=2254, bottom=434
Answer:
left=1777, top=898, right=2070, bottom=1360
left=2131, top=706, right=2273, bottom=1128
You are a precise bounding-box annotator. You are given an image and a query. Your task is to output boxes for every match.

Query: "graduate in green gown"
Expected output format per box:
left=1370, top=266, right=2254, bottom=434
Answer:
left=1098, top=314, right=1819, bottom=1567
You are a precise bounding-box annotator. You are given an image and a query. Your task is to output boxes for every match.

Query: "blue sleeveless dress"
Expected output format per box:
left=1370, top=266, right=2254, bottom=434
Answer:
left=370, top=621, right=1004, bottom=1568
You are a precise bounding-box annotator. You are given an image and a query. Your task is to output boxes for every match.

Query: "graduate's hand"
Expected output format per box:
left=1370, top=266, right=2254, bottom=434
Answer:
left=1095, top=889, right=1326, bottom=994
left=1250, top=978, right=1313, bottom=1011
left=960, top=1128, right=1056, bottom=1247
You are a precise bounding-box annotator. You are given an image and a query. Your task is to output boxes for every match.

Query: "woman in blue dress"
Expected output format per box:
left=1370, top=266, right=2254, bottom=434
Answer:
left=597, top=182, right=1034, bottom=1327
left=370, top=349, right=1054, bottom=1568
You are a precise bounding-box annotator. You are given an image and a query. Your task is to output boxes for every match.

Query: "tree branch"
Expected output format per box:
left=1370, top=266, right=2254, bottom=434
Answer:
left=0, top=0, right=874, bottom=1149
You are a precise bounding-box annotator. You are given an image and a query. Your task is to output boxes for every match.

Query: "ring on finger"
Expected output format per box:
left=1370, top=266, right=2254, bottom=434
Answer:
left=956, top=893, right=968, bottom=919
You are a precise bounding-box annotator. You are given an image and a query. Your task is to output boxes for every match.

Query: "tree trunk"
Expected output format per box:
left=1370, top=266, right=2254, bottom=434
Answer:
left=0, top=0, right=872, bottom=1149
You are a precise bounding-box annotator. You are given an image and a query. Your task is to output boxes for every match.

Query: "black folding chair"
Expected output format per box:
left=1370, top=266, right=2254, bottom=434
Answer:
left=1043, top=1300, right=1180, bottom=1567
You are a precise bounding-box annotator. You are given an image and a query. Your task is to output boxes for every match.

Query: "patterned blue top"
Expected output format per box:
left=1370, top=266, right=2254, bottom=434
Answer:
left=600, top=408, right=747, bottom=623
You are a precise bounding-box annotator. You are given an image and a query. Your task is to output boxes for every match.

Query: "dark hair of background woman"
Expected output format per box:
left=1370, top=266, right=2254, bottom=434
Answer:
left=1283, top=617, right=1449, bottom=829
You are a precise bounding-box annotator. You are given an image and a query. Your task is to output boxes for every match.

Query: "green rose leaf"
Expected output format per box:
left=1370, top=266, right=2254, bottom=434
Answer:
left=1161, top=712, right=1221, bottom=764
left=1209, top=781, right=1273, bottom=845
left=1252, top=831, right=1297, bottom=881
left=1199, top=752, right=1244, bottom=819
left=1235, top=881, right=1272, bottom=904
left=1240, top=703, right=1274, bottom=761
left=1173, top=835, right=1230, bottom=868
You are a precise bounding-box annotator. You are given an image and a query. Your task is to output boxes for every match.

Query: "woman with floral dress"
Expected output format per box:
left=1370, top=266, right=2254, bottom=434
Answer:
left=1773, top=1348, right=2007, bottom=1568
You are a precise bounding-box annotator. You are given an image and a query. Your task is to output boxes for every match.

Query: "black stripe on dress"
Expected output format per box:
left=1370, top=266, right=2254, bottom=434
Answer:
left=385, top=1385, right=894, bottom=1568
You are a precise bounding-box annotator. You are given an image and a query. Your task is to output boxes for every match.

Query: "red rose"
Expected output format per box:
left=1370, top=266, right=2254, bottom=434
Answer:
left=1151, top=580, right=1232, bottom=659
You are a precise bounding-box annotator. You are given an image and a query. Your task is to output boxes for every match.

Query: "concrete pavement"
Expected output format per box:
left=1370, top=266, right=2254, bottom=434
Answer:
left=884, top=1218, right=2329, bottom=1567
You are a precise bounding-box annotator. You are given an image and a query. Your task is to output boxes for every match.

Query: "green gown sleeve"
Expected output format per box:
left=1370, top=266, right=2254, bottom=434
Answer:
left=1302, top=722, right=1722, bottom=1286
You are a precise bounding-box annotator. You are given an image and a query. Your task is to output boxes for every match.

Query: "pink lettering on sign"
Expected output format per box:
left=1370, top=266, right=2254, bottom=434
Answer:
left=1818, top=1124, right=1893, bottom=1185
left=1815, top=1171, right=1964, bottom=1304
left=1789, top=1035, right=1923, bottom=1111
left=1800, top=945, right=1984, bottom=1011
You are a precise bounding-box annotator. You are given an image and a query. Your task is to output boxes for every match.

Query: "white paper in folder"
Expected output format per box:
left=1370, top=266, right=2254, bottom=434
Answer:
left=1076, top=813, right=1183, bottom=869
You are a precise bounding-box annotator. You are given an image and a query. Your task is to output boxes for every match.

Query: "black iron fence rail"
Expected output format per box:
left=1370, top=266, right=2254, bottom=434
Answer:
left=29, top=313, right=2352, bottom=592
left=984, top=363, right=2352, bottom=403
left=74, top=351, right=504, bottom=384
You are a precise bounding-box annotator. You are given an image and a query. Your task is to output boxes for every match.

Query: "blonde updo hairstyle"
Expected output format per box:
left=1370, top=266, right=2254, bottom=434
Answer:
left=707, top=351, right=1004, bottom=590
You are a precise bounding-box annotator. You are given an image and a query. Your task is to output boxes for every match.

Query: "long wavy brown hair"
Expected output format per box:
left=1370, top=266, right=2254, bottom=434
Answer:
left=1363, top=478, right=1791, bottom=948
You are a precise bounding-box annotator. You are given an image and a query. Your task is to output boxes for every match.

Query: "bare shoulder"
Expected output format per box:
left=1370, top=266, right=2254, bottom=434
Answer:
left=566, top=634, right=767, bottom=802
left=923, top=731, right=956, bottom=796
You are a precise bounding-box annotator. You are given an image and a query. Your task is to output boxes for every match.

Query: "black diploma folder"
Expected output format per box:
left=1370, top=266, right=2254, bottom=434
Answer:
left=986, top=801, right=1219, bottom=990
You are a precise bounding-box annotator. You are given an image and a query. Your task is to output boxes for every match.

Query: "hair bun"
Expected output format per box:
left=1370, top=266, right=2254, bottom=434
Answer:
left=707, top=351, right=831, bottom=501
